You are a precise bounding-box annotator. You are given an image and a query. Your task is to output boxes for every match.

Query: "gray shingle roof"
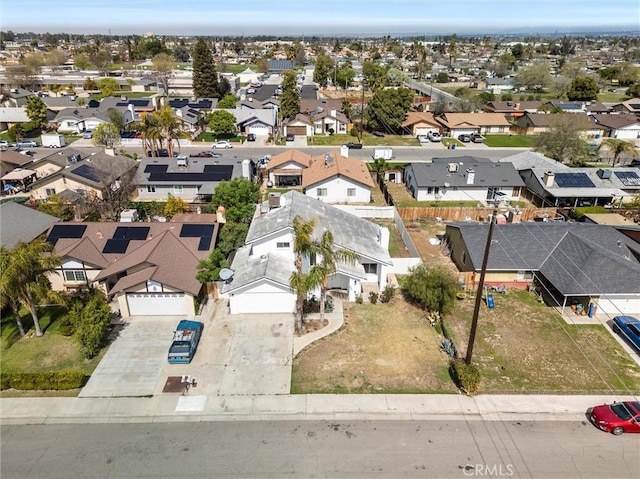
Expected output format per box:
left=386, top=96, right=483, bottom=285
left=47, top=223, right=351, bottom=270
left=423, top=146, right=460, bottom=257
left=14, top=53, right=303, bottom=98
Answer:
left=447, top=222, right=640, bottom=295
left=406, top=161, right=524, bottom=189
left=222, top=246, right=295, bottom=293
left=0, top=201, right=59, bottom=248
left=247, top=191, right=392, bottom=265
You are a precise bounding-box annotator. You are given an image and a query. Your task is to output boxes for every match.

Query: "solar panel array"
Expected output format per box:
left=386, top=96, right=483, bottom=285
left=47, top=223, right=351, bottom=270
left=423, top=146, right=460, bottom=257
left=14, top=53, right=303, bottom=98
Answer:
left=554, top=172, right=595, bottom=188
left=72, top=164, right=102, bottom=182
left=46, top=224, right=87, bottom=245
left=614, top=171, right=640, bottom=187
left=101, top=226, right=151, bottom=254
left=144, top=164, right=234, bottom=182
left=180, top=224, right=215, bottom=251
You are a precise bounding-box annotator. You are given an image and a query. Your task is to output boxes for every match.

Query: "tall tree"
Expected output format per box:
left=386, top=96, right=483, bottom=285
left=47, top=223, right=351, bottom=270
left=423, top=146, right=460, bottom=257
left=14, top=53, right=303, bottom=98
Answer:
left=208, top=110, right=236, bottom=134
left=364, top=88, right=413, bottom=132
left=598, top=139, right=639, bottom=166
left=154, top=106, right=188, bottom=157
left=313, top=52, right=333, bottom=88
left=25, top=95, right=47, bottom=130
left=533, top=114, right=593, bottom=164
left=362, top=61, right=388, bottom=93
left=152, top=52, right=176, bottom=95
left=314, top=230, right=357, bottom=321
left=91, top=122, right=121, bottom=149
left=567, top=77, right=599, bottom=101
left=0, top=240, right=63, bottom=337
left=196, top=249, right=228, bottom=283
left=210, top=177, right=260, bottom=224
left=192, top=39, right=219, bottom=98
left=279, top=70, right=300, bottom=121
left=290, top=216, right=318, bottom=334
left=515, top=63, right=552, bottom=92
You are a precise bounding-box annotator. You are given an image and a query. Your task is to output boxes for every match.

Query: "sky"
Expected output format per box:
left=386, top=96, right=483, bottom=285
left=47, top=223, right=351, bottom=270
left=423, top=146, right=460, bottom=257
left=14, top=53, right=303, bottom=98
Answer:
left=3, top=0, right=639, bottom=36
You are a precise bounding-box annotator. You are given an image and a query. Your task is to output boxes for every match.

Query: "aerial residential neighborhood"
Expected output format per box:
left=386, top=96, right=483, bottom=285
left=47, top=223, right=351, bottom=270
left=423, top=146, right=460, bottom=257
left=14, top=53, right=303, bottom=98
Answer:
left=1, top=1, right=640, bottom=477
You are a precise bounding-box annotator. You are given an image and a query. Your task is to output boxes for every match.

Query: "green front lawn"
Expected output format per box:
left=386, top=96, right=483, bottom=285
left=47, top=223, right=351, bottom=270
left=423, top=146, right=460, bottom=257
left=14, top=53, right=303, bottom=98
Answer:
left=1, top=306, right=104, bottom=376
left=483, top=135, right=535, bottom=147
left=308, top=134, right=420, bottom=147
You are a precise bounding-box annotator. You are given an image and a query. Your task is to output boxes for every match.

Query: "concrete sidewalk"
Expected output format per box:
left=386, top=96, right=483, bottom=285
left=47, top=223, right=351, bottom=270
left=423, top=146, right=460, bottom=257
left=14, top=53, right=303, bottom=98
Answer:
left=2, top=393, right=635, bottom=425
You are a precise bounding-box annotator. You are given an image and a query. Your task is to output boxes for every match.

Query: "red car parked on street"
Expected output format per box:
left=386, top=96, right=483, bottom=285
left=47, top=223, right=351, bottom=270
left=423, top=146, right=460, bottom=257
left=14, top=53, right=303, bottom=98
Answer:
left=588, top=401, right=640, bottom=435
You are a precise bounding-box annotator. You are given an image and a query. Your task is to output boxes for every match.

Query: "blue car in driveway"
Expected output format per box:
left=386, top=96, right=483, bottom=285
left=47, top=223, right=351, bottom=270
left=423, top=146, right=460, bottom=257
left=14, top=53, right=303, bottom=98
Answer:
left=612, top=316, right=640, bottom=352
left=168, top=320, right=203, bottom=364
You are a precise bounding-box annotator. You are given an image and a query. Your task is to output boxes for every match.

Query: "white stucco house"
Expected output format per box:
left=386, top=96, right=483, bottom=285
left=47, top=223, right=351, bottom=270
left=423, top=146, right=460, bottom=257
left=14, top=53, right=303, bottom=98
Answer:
left=222, top=191, right=392, bottom=314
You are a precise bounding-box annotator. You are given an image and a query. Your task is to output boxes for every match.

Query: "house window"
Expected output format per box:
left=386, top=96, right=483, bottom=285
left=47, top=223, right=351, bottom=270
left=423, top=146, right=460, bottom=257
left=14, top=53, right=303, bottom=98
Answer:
left=498, top=126, right=505, bottom=133
left=317, top=188, right=327, bottom=197
left=147, top=185, right=156, bottom=193
left=362, top=263, right=377, bottom=274
left=63, top=270, right=87, bottom=282
left=309, top=252, right=316, bottom=266
left=347, top=188, right=356, bottom=197
left=173, top=185, right=183, bottom=194
left=276, top=242, right=290, bottom=248
left=45, top=188, right=56, bottom=196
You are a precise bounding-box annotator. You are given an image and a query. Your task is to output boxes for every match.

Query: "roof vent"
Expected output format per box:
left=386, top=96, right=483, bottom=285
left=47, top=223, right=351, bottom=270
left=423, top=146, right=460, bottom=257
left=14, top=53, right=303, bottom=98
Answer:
left=260, top=254, right=268, bottom=262
left=67, top=153, right=81, bottom=163
left=448, top=163, right=458, bottom=172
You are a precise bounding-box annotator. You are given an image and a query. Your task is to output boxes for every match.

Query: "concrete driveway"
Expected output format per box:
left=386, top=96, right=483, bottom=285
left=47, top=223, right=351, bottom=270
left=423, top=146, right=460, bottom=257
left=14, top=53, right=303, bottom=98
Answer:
left=79, top=316, right=180, bottom=398
left=156, top=301, right=294, bottom=396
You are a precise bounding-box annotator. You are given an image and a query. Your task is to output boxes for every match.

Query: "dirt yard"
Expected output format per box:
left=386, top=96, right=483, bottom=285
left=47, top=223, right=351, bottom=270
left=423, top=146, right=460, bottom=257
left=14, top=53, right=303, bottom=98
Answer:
left=447, top=290, right=640, bottom=393
left=292, top=300, right=457, bottom=394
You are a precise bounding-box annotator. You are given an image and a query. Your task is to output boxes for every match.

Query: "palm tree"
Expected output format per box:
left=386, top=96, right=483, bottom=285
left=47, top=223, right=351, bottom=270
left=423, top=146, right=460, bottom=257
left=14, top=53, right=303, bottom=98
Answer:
left=0, top=240, right=63, bottom=336
left=154, top=106, right=189, bottom=158
left=598, top=138, right=639, bottom=166
left=136, top=112, right=162, bottom=157
left=315, top=230, right=358, bottom=321
left=289, top=267, right=323, bottom=334
left=0, top=247, right=27, bottom=336
left=291, top=216, right=318, bottom=333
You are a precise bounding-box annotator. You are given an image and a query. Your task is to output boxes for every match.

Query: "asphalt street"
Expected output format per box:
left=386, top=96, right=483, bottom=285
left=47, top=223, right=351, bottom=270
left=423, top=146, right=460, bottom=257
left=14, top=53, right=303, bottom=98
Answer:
left=2, top=420, right=638, bottom=479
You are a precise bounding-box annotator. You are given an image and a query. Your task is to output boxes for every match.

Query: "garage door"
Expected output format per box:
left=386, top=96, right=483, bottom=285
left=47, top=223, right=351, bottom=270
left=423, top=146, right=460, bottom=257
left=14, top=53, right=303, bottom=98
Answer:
left=615, top=129, right=640, bottom=139
left=597, top=296, right=640, bottom=315
left=456, top=129, right=475, bottom=136
left=415, top=127, right=437, bottom=136
left=248, top=125, right=269, bottom=135
left=127, top=293, right=187, bottom=316
left=230, top=292, right=295, bottom=314
left=287, top=126, right=307, bottom=136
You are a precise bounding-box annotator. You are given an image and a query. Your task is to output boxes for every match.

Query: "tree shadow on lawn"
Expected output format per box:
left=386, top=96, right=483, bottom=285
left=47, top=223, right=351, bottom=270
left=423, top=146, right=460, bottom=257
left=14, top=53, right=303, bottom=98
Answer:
left=1, top=305, right=67, bottom=349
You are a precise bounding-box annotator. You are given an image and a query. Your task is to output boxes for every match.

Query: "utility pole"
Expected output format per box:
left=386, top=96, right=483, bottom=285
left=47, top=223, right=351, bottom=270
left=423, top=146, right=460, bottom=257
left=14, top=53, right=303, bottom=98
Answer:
left=465, top=206, right=499, bottom=365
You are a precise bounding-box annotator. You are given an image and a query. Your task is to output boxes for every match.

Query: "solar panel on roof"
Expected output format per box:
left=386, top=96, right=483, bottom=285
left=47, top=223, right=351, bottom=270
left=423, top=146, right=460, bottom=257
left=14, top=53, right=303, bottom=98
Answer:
left=554, top=173, right=595, bottom=188
left=72, top=164, right=102, bottom=182
left=614, top=171, right=640, bottom=186
left=147, top=164, right=233, bottom=182
left=113, top=226, right=151, bottom=240
left=47, top=224, right=87, bottom=244
left=180, top=224, right=214, bottom=237
left=102, top=239, right=130, bottom=254
left=144, top=164, right=168, bottom=173
left=198, top=236, right=213, bottom=251
left=628, top=103, right=640, bottom=110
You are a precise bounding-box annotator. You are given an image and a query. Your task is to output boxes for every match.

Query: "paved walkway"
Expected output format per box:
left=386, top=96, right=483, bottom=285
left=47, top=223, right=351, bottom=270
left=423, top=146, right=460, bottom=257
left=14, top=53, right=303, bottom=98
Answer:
left=2, top=393, right=636, bottom=425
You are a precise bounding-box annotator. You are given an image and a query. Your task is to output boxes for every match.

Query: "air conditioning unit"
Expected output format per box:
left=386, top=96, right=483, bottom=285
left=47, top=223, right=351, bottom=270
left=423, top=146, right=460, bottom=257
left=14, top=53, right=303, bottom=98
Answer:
left=448, top=163, right=458, bottom=172
left=597, top=168, right=612, bottom=179
left=176, top=156, right=188, bottom=167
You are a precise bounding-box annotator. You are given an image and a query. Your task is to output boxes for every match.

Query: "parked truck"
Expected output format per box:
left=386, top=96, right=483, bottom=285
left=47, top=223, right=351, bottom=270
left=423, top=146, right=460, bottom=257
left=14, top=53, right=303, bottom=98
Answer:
left=167, top=320, right=203, bottom=364
left=41, top=134, right=65, bottom=148
left=373, top=147, right=393, bottom=160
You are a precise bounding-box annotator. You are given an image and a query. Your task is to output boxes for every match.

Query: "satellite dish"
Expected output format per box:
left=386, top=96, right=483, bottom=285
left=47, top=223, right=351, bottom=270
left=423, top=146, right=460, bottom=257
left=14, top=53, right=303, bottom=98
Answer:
left=219, top=268, right=234, bottom=282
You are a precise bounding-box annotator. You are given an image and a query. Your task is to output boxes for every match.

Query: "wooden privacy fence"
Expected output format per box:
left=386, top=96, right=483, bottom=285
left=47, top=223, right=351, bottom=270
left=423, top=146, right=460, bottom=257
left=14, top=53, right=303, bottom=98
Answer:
left=396, top=206, right=558, bottom=222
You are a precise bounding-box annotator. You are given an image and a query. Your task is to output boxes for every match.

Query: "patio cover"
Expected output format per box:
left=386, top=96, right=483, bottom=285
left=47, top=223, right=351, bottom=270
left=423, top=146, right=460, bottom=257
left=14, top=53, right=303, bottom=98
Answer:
left=1, top=169, right=36, bottom=180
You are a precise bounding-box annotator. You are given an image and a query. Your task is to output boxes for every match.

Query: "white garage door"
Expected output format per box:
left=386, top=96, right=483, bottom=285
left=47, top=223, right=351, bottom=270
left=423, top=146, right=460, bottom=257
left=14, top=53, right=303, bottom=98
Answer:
left=615, top=129, right=640, bottom=139
left=597, top=296, right=640, bottom=315
left=248, top=125, right=269, bottom=135
left=415, top=127, right=437, bottom=136
left=230, top=292, right=295, bottom=314
left=456, top=129, right=475, bottom=136
left=127, top=293, right=187, bottom=316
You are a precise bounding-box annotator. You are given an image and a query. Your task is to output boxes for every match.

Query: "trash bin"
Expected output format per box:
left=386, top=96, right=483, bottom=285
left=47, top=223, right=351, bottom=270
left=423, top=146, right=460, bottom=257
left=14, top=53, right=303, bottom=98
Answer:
left=451, top=143, right=456, bottom=150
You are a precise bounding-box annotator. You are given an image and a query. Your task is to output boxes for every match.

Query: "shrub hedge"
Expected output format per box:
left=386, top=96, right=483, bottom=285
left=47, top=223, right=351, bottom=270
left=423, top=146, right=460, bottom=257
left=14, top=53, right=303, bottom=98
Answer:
left=1, top=371, right=86, bottom=390
left=450, top=359, right=481, bottom=395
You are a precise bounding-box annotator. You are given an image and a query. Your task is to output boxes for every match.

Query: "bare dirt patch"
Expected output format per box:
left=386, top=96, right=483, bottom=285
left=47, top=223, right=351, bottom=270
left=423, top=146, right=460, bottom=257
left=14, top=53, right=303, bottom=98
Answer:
left=292, top=299, right=457, bottom=394
left=447, top=290, right=640, bottom=393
